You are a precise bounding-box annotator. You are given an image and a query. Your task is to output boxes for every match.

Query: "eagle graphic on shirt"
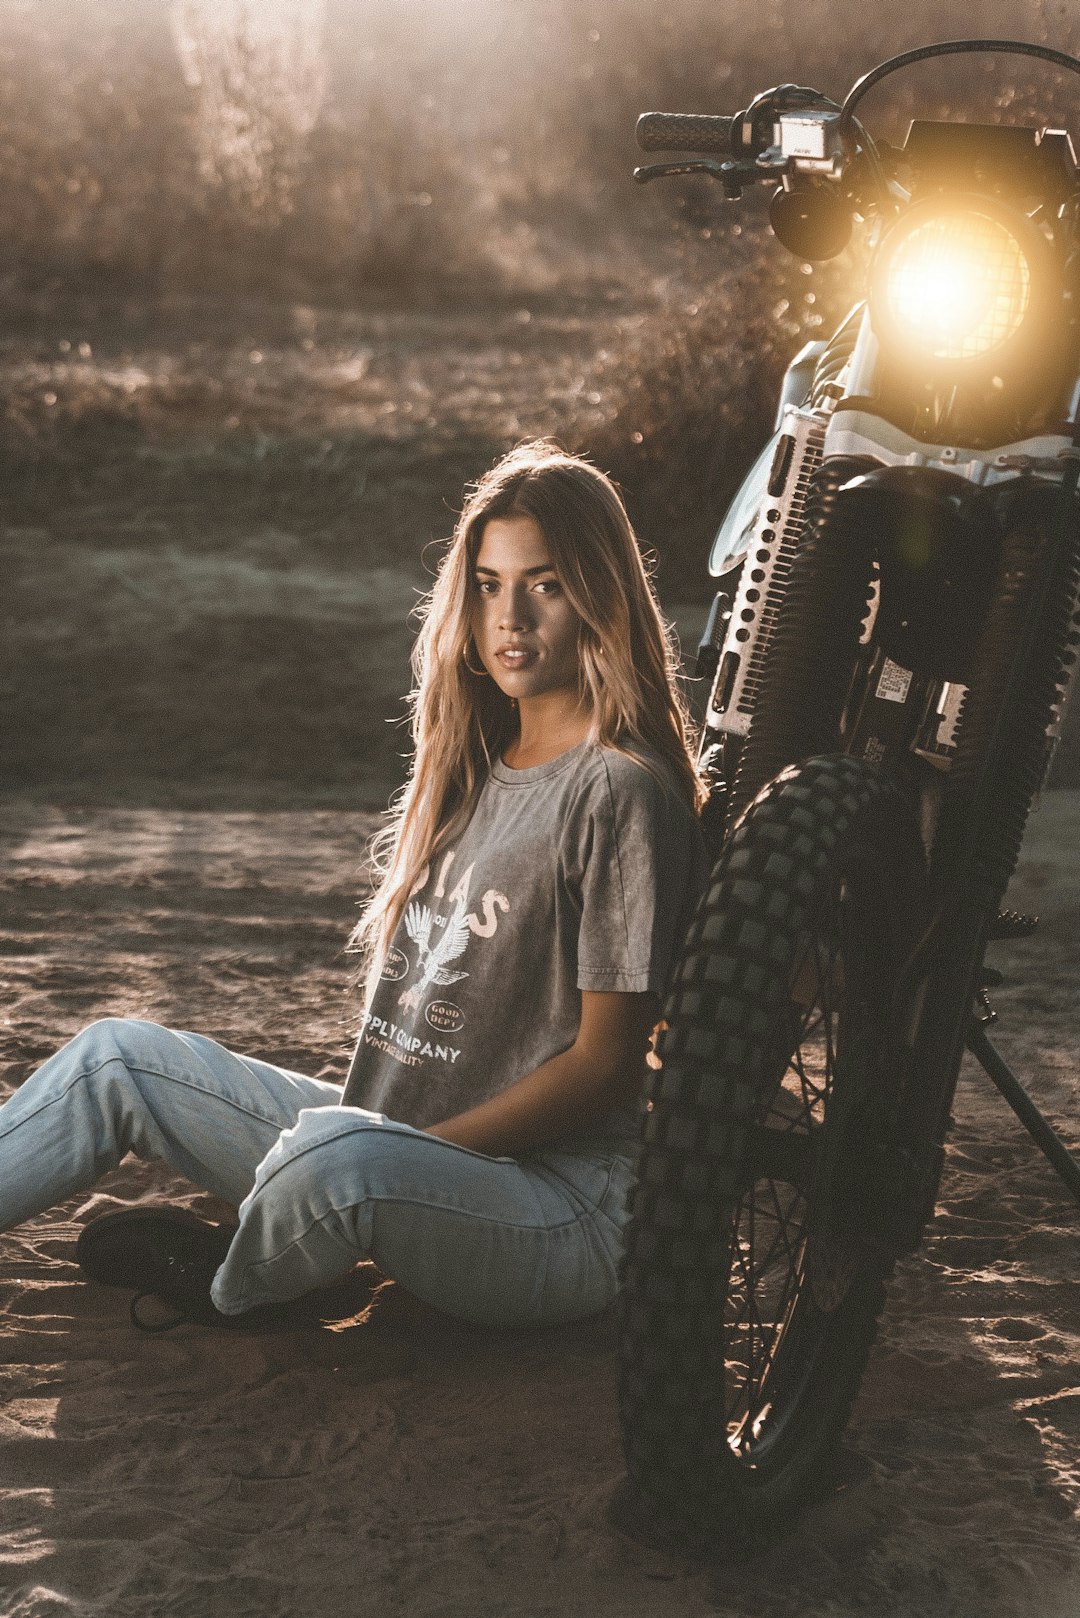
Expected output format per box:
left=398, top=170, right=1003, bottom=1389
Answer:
left=398, top=897, right=471, bottom=1012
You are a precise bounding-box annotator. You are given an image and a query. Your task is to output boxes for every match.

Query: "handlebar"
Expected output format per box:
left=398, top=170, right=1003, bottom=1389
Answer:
left=636, top=112, right=736, bottom=155
left=638, top=42, right=1080, bottom=175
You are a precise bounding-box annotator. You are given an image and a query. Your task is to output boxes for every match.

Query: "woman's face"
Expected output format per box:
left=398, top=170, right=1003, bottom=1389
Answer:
left=470, top=514, right=584, bottom=705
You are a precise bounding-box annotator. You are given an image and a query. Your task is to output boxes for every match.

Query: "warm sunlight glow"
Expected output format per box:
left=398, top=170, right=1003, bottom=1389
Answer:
left=169, top=0, right=327, bottom=217
left=883, top=211, right=1031, bottom=361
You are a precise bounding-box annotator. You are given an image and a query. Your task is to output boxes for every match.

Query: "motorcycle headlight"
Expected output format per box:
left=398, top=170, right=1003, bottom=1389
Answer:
left=870, top=199, right=1050, bottom=372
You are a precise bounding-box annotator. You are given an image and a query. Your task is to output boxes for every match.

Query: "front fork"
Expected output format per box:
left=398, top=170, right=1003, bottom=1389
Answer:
left=876, top=463, right=1080, bottom=1253
left=876, top=898, right=996, bottom=1254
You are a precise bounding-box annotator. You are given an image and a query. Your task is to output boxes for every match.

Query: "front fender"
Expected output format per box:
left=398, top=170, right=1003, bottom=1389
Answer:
left=832, top=464, right=1006, bottom=682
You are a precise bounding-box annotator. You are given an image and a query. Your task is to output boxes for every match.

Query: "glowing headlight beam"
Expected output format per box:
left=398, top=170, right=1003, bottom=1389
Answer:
left=881, top=212, right=1031, bottom=362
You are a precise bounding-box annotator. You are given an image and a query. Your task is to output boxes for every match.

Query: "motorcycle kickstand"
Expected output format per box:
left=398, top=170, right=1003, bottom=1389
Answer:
left=966, top=1016, right=1080, bottom=1210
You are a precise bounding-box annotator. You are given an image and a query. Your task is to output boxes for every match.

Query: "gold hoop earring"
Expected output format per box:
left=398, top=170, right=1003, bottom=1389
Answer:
left=462, top=642, right=488, bottom=677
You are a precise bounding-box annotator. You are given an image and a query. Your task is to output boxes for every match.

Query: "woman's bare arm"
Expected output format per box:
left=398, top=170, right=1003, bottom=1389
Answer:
left=425, top=990, right=657, bottom=1156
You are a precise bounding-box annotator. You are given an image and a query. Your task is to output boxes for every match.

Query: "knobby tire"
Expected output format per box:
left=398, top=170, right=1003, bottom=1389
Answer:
left=618, top=754, right=926, bottom=1546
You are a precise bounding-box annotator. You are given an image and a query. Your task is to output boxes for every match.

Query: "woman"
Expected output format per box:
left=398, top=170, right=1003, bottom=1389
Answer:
left=0, top=441, right=708, bottom=1331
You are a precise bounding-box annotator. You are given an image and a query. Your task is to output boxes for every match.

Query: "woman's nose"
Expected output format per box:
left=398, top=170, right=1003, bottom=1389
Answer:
left=499, top=584, right=533, bottom=629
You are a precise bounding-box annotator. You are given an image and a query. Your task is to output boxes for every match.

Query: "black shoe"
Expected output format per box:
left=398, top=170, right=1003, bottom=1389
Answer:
left=76, top=1206, right=250, bottom=1332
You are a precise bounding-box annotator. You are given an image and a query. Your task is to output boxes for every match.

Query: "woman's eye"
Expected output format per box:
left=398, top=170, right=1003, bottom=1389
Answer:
left=534, top=579, right=561, bottom=595
left=475, top=579, right=498, bottom=595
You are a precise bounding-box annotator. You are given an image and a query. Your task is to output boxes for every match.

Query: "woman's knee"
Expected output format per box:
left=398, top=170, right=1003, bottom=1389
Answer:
left=68, top=1016, right=174, bottom=1074
left=243, top=1110, right=389, bottom=1219
left=56, top=1019, right=186, bottom=1149
left=237, top=1115, right=436, bottom=1258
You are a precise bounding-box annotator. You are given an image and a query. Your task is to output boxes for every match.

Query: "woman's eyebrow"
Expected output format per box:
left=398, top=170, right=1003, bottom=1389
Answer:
left=474, top=562, right=558, bottom=577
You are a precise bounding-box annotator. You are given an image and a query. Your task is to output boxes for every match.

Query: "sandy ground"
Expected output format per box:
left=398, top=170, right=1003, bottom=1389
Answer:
left=0, top=791, right=1078, bottom=1618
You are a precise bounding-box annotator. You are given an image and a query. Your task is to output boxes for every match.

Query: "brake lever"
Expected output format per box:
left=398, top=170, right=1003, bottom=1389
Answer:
left=632, top=158, right=752, bottom=200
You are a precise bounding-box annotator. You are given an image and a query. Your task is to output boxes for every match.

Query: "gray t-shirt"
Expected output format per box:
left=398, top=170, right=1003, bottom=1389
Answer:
left=341, top=739, right=708, bottom=1140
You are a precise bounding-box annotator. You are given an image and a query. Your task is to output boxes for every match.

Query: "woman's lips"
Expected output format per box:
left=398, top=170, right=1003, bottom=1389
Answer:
left=496, top=647, right=537, bottom=670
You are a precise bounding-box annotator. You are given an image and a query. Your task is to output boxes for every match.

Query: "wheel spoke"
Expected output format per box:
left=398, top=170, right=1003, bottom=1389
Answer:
left=785, top=1046, right=825, bottom=1126
left=743, top=1200, right=800, bottom=1280
left=746, top=1192, right=759, bottom=1394
left=728, top=883, right=846, bottom=1446
left=724, top=1168, right=811, bottom=1436
left=764, top=1178, right=807, bottom=1274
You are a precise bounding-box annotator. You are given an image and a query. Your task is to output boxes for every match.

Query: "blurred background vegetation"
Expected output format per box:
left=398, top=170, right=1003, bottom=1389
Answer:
left=1, top=0, right=1076, bottom=300
left=2, top=0, right=1078, bottom=804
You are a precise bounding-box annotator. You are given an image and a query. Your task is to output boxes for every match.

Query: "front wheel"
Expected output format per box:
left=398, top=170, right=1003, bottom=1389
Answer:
left=618, top=754, right=927, bottom=1544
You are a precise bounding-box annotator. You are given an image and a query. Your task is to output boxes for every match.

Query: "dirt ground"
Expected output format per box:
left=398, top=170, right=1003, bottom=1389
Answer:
left=0, top=296, right=1079, bottom=1616
left=0, top=794, right=1078, bottom=1618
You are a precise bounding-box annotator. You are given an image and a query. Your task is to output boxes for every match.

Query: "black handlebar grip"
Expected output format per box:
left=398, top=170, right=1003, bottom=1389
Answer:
left=635, top=112, right=737, bottom=154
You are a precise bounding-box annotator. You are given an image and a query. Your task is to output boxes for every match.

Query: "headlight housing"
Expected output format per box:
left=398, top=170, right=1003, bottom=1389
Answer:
left=869, top=196, right=1055, bottom=377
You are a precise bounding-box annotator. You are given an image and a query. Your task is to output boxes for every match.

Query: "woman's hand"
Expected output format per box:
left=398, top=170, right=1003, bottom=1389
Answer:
left=425, top=990, right=657, bottom=1157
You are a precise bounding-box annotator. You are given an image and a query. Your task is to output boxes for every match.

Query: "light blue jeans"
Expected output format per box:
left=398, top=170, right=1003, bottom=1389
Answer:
left=0, top=1018, right=636, bottom=1327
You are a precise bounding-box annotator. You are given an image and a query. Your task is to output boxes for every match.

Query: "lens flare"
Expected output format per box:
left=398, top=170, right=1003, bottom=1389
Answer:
left=883, top=212, right=1031, bottom=361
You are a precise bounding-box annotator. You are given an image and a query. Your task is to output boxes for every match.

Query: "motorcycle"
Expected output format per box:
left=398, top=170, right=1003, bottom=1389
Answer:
left=618, top=37, right=1080, bottom=1545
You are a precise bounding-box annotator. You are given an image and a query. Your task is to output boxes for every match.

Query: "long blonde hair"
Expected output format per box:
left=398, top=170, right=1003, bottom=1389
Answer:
left=350, top=439, right=704, bottom=983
